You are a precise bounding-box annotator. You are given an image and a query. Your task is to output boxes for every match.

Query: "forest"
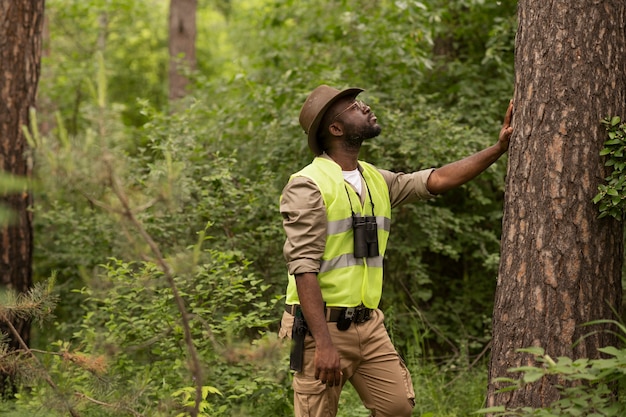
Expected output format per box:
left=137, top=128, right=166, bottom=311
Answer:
left=1, top=0, right=626, bottom=416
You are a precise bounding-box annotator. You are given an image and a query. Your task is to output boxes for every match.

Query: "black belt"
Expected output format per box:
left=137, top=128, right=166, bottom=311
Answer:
left=285, top=304, right=373, bottom=324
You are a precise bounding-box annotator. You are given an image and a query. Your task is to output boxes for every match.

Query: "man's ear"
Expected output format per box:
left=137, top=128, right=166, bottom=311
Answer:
left=328, top=122, right=343, bottom=137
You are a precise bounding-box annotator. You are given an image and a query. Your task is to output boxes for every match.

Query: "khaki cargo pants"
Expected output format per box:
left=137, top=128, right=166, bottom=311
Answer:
left=279, top=308, right=415, bottom=417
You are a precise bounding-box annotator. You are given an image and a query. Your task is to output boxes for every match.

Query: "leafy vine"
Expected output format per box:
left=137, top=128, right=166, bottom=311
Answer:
left=593, top=116, right=626, bottom=219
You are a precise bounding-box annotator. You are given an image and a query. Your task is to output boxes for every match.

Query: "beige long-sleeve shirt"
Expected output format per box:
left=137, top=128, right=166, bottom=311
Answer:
left=280, top=158, right=435, bottom=276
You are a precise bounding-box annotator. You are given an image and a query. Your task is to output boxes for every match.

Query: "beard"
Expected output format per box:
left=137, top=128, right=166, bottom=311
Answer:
left=343, top=122, right=382, bottom=150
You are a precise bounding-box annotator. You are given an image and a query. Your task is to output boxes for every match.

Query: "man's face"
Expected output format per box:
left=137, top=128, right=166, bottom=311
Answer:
left=331, top=97, right=382, bottom=145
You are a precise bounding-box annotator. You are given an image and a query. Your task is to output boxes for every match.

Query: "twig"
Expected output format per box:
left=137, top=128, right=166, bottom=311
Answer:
left=74, top=391, right=145, bottom=417
left=399, top=280, right=460, bottom=356
left=78, top=189, right=124, bottom=215
left=443, top=340, right=492, bottom=389
left=3, top=320, right=82, bottom=417
left=28, top=348, right=64, bottom=356
left=102, top=155, right=204, bottom=417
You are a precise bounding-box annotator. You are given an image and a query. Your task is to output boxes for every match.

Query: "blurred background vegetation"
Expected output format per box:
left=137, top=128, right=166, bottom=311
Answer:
left=3, top=0, right=519, bottom=415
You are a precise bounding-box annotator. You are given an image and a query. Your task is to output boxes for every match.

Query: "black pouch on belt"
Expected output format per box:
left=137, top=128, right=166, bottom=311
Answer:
left=336, top=307, right=355, bottom=331
left=289, top=307, right=307, bottom=372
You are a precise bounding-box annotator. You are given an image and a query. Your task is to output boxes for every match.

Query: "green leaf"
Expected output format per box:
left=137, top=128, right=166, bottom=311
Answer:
left=522, top=369, right=545, bottom=383
left=202, top=385, right=223, bottom=397
left=598, top=346, right=622, bottom=357
left=604, top=139, right=622, bottom=145
left=517, top=346, right=545, bottom=356
left=592, top=193, right=603, bottom=204
left=611, top=116, right=621, bottom=126
left=474, top=406, right=506, bottom=414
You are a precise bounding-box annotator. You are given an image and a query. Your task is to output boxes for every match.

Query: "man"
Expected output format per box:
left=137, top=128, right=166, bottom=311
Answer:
left=279, top=84, right=513, bottom=417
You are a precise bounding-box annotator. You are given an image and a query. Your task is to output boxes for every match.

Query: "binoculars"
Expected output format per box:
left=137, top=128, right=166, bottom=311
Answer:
left=352, top=216, right=379, bottom=258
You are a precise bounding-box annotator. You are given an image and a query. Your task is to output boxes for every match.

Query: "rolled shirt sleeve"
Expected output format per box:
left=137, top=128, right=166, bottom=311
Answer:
left=379, top=168, right=436, bottom=208
left=280, top=176, right=327, bottom=275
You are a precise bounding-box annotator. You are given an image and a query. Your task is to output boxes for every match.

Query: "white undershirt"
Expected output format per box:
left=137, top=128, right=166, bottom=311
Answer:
left=342, top=169, right=362, bottom=195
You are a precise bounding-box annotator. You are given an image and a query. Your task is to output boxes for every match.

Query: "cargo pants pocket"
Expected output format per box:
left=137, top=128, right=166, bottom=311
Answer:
left=293, top=375, right=339, bottom=417
left=398, top=356, right=416, bottom=408
left=279, top=311, right=294, bottom=340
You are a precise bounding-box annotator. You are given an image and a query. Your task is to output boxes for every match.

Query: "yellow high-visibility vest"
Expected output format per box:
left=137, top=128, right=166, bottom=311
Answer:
left=285, top=157, right=391, bottom=309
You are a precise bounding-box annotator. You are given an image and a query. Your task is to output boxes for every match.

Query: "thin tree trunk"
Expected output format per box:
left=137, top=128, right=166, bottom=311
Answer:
left=0, top=0, right=45, bottom=393
left=487, top=0, right=626, bottom=411
left=168, top=0, right=197, bottom=102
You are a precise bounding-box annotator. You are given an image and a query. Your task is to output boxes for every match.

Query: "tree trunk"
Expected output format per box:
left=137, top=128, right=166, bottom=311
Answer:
left=487, top=0, right=626, bottom=411
left=168, top=0, right=197, bottom=102
left=0, top=0, right=44, bottom=391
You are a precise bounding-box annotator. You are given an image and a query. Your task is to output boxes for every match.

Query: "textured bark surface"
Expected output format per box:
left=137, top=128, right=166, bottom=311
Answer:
left=168, top=0, right=197, bottom=102
left=487, top=1, right=626, bottom=410
left=0, top=0, right=44, bottom=356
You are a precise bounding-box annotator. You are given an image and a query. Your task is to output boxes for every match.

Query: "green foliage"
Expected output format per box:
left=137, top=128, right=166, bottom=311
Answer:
left=476, top=322, right=626, bottom=416
left=11, top=253, right=290, bottom=416
left=0, top=172, right=31, bottom=225
left=0, top=278, right=59, bottom=389
left=41, top=0, right=169, bottom=131
left=9, top=0, right=521, bottom=414
left=594, top=116, right=626, bottom=219
left=215, top=0, right=516, bottom=358
left=173, top=385, right=224, bottom=417
left=21, top=94, right=290, bottom=416
left=0, top=278, right=58, bottom=325
left=406, top=356, right=489, bottom=417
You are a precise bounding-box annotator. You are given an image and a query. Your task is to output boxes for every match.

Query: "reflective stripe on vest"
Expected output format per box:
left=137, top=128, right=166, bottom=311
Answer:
left=285, top=157, right=391, bottom=309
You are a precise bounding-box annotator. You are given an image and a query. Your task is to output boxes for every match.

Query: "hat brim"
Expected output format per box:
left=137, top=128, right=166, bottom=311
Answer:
left=307, top=88, right=363, bottom=155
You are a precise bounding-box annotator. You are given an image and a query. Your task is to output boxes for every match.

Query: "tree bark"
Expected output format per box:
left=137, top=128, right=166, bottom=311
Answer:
left=0, top=0, right=44, bottom=386
left=168, top=0, right=197, bottom=102
left=488, top=0, right=626, bottom=411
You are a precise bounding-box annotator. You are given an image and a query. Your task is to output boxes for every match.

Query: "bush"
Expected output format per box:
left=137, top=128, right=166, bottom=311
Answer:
left=10, top=251, right=290, bottom=416
left=478, top=321, right=626, bottom=416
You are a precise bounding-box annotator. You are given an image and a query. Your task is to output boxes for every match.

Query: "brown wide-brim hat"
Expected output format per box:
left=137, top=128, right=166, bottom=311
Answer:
left=299, top=85, right=364, bottom=155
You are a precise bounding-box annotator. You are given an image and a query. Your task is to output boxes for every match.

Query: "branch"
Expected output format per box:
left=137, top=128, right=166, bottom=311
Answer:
left=74, top=391, right=145, bottom=417
left=3, top=319, right=82, bottom=417
left=0, top=278, right=59, bottom=324
left=102, top=154, right=204, bottom=417
left=399, top=280, right=460, bottom=356
left=444, top=340, right=492, bottom=389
